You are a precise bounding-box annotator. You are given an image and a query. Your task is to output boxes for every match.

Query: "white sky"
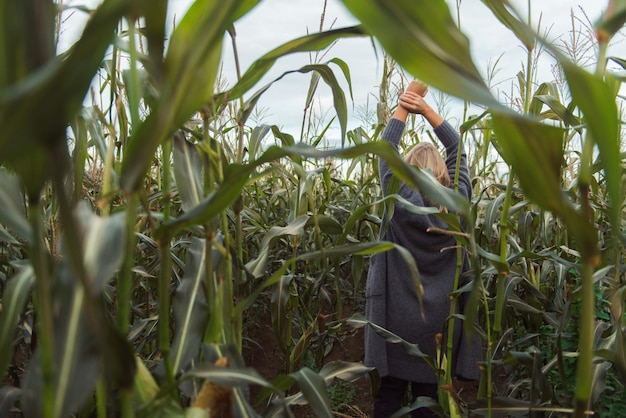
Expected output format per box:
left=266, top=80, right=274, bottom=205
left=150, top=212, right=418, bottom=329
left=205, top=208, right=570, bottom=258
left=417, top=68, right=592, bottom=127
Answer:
left=60, top=0, right=623, bottom=139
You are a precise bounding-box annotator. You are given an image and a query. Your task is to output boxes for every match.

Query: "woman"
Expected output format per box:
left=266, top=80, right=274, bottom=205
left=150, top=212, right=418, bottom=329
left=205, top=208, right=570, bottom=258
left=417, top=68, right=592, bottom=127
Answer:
left=365, top=87, right=481, bottom=417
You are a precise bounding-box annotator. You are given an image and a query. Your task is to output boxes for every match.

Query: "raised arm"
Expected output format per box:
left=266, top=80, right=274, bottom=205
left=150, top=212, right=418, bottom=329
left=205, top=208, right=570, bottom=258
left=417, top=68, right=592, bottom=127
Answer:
left=397, top=90, right=471, bottom=200
left=399, top=92, right=444, bottom=129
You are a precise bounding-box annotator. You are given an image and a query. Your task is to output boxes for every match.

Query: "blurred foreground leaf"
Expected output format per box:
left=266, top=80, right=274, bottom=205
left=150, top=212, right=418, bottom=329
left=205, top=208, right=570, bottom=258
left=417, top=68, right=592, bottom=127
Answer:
left=341, top=0, right=500, bottom=108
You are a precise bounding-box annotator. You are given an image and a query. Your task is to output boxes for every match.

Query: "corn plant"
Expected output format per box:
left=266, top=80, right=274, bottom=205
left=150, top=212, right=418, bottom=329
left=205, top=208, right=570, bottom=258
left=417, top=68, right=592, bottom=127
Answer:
left=1, top=0, right=626, bottom=417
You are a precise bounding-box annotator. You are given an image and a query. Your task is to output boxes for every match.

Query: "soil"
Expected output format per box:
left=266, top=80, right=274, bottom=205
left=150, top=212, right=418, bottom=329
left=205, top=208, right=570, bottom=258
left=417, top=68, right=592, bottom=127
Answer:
left=242, top=302, right=374, bottom=417
left=241, top=301, right=479, bottom=417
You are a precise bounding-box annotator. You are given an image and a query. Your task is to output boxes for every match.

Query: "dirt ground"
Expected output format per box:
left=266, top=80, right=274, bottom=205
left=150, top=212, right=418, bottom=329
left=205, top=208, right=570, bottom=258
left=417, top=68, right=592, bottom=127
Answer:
left=241, top=302, right=478, bottom=417
left=242, top=303, right=374, bottom=417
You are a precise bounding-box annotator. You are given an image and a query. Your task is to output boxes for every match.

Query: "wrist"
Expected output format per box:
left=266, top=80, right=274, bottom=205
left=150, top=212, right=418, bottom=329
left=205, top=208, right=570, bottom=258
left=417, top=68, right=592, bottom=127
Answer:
left=423, top=107, right=444, bottom=128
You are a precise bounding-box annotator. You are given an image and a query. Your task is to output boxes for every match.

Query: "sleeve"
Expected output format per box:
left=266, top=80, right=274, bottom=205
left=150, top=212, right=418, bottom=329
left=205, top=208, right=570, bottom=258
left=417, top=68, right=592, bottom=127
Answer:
left=379, top=118, right=407, bottom=197
left=434, top=121, right=471, bottom=201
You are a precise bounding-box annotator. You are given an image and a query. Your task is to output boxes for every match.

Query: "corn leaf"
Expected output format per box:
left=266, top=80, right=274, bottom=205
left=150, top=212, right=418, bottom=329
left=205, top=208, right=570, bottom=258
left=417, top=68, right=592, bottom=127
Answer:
left=173, top=132, right=205, bottom=212
left=170, top=237, right=224, bottom=374
left=595, top=0, right=626, bottom=38
left=0, top=265, right=34, bottom=380
left=288, top=368, right=333, bottom=417
left=121, top=0, right=259, bottom=192
left=479, top=0, right=535, bottom=50
left=490, top=114, right=598, bottom=257
left=0, top=167, right=30, bottom=242
left=341, top=0, right=500, bottom=108
left=561, top=64, right=624, bottom=244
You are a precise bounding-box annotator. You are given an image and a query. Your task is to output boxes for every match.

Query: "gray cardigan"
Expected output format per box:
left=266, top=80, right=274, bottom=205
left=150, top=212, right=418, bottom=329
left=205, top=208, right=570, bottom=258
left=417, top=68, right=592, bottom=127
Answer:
left=364, top=118, right=481, bottom=383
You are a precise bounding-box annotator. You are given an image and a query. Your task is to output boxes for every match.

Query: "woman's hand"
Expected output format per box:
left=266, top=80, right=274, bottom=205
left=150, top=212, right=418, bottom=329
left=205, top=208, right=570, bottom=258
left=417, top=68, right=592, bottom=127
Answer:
left=399, top=92, right=431, bottom=115
left=399, top=92, right=444, bottom=128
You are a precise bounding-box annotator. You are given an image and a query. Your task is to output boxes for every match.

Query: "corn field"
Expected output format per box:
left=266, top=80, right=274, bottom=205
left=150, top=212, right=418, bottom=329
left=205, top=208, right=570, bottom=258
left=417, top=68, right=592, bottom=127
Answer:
left=0, top=0, right=625, bottom=417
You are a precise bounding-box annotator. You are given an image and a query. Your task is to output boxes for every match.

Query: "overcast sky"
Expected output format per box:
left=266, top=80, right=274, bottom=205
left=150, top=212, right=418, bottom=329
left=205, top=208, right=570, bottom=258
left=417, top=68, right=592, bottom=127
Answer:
left=61, top=0, right=623, bottom=138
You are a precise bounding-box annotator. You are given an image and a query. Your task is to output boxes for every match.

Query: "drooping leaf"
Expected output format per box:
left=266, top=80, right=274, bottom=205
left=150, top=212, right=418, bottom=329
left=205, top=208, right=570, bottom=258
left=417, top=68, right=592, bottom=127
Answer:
left=471, top=396, right=574, bottom=416
left=183, top=362, right=272, bottom=389
left=247, top=124, right=271, bottom=162
left=288, top=368, right=333, bottom=416
left=245, top=215, right=309, bottom=278
left=306, top=214, right=343, bottom=235
left=341, top=0, right=500, bottom=108
left=490, top=113, right=598, bottom=257
left=75, top=203, right=127, bottom=291
left=170, top=238, right=221, bottom=374
left=317, top=360, right=374, bottom=383
left=534, top=95, right=582, bottom=129
left=238, top=63, right=350, bottom=143
left=479, top=0, right=535, bottom=50
left=222, top=26, right=366, bottom=101
left=173, top=131, right=205, bottom=212
left=561, top=64, right=624, bottom=244
left=347, top=313, right=434, bottom=363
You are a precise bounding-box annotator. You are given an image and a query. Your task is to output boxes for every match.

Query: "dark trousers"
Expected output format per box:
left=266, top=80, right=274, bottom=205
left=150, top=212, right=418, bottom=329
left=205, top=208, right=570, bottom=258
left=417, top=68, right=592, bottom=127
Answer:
left=373, top=376, right=438, bottom=418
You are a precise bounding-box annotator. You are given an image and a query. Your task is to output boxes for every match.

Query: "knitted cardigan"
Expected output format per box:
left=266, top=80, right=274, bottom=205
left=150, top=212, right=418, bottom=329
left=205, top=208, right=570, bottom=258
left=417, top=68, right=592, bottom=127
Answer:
left=364, top=118, right=481, bottom=383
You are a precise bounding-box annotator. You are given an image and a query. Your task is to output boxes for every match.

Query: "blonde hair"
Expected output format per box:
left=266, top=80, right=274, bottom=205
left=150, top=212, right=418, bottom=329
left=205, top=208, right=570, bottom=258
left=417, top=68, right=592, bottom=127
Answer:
left=405, top=142, right=450, bottom=187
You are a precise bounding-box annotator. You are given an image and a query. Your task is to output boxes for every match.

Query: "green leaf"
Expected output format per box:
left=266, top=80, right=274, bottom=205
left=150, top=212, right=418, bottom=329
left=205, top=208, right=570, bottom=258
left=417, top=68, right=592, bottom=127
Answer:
left=529, top=82, right=552, bottom=116
left=479, top=0, right=535, bottom=50
left=183, top=362, right=271, bottom=389
left=121, top=0, right=259, bottom=192
left=306, top=214, right=343, bottom=235
left=222, top=26, right=366, bottom=100
left=233, top=260, right=295, bottom=318
left=0, top=264, right=35, bottom=380
left=476, top=245, right=510, bottom=275
left=246, top=215, right=309, bottom=278
left=155, top=162, right=254, bottom=239
left=490, top=113, right=598, bottom=257
left=595, top=0, right=626, bottom=38
left=297, top=241, right=395, bottom=260
left=561, top=64, right=624, bottom=245
left=247, top=124, right=271, bottom=162
left=303, top=64, right=348, bottom=142
left=392, top=397, right=442, bottom=418
left=534, top=95, right=582, bottom=129
left=347, top=313, right=435, bottom=367
left=288, top=368, right=333, bottom=417
left=0, top=0, right=129, bottom=194
left=238, top=63, right=350, bottom=143
left=341, top=0, right=500, bottom=108
left=170, top=238, right=219, bottom=374
left=472, top=396, right=574, bottom=416
left=271, top=274, right=293, bottom=359
left=613, top=324, right=626, bottom=383
left=173, top=131, right=205, bottom=212
left=317, top=360, right=374, bottom=383
left=0, top=167, right=30, bottom=242
left=139, top=0, right=167, bottom=79
left=75, top=203, right=126, bottom=291
left=483, top=192, right=506, bottom=246
left=22, top=275, right=136, bottom=417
